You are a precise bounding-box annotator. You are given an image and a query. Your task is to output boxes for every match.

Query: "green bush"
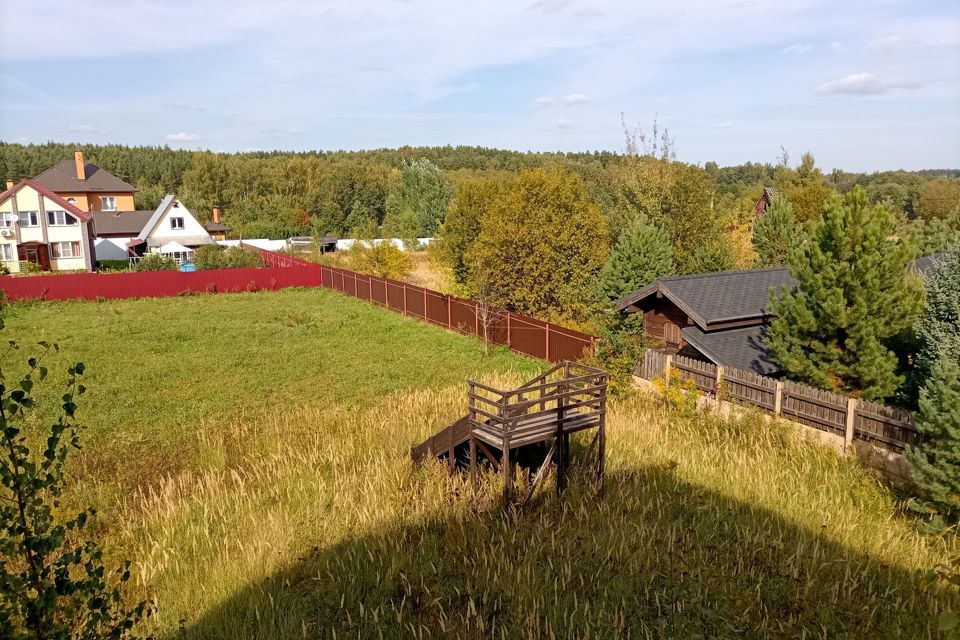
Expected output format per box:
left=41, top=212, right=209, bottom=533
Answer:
left=97, top=259, right=130, bottom=272
left=347, top=241, right=411, bottom=280
left=19, top=261, right=44, bottom=275
left=133, top=253, right=179, bottom=272
left=192, top=245, right=264, bottom=270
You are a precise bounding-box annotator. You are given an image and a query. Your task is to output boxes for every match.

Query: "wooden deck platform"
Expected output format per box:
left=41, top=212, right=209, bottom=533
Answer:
left=412, top=361, right=608, bottom=504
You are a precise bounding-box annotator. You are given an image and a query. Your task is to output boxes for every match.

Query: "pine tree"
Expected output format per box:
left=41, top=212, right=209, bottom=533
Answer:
left=914, top=250, right=960, bottom=387
left=766, top=187, right=923, bottom=400
left=600, top=215, right=674, bottom=299
left=686, top=228, right=735, bottom=274
left=906, top=356, right=960, bottom=520
left=752, top=195, right=804, bottom=267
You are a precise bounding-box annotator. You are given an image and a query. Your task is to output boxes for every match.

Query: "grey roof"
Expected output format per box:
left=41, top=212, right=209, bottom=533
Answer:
left=682, top=325, right=781, bottom=375
left=616, top=268, right=797, bottom=330
left=910, top=251, right=951, bottom=277
left=33, top=159, right=136, bottom=194
left=91, top=210, right=154, bottom=236
left=137, top=195, right=176, bottom=241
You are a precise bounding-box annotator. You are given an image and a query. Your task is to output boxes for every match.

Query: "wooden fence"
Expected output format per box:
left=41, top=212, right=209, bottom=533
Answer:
left=316, top=264, right=597, bottom=364
left=635, top=350, right=920, bottom=452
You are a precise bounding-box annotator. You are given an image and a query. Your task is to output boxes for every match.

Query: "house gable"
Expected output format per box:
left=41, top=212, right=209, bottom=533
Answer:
left=139, top=195, right=213, bottom=248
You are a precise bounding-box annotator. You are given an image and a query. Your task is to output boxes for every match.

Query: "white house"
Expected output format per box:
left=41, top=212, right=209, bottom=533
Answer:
left=0, top=180, right=94, bottom=273
left=92, top=195, right=215, bottom=264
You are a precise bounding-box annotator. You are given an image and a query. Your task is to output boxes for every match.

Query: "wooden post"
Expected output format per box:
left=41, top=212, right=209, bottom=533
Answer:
left=502, top=438, right=511, bottom=504
left=506, top=313, right=511, bottom=348
left=597, top=375, right=607, bottom=492
left=715, top=365, right=724, bottom=397
left=664, top=354, right=673, bottom=379
left=774, top=381, right=784, bottom=415
left=844, top=397, right=857, bottom=453
left=470, top=437, right=478, bottom=493
left=556, top=379, right=567, bottom=496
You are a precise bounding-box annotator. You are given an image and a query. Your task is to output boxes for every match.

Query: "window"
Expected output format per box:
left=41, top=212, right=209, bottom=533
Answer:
left=0, top=213, right=17, bottom=228
left=18, top=211, right=39, bottom=227
left=0, top=244, right=13, bottom=261
left=170, top=217, right=185, bottom=230
left=51, top=241, right=81, bottom=258
left=101, top=196, right=116, bottom=211
left=47, top=210, right=77, bottom=226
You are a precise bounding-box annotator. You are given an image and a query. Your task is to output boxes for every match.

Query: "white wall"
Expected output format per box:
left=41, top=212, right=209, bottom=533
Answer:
left=217, top=239, right=287, bottom=251
left=336, top=237, right=434, bottom=251
left=146, top=199, right=211, bottom=245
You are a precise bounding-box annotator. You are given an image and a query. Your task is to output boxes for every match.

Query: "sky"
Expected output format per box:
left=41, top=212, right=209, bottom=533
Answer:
left=0, top=0, right=958, bottom=172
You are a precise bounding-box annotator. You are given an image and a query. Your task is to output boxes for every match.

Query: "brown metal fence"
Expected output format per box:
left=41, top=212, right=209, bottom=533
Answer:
left=634, top=350, right=919, bottom=452
left=316, top=265, right=597, bottom=364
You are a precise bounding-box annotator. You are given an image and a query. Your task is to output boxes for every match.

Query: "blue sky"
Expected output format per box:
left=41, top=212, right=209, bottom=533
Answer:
left=1, top=0, right=958, bottom=171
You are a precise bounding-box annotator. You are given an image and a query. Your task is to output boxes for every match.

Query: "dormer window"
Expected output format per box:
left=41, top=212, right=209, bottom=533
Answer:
left=101, top=196, right=116, bottom=211
left=170, top=217, right=184, bottom=230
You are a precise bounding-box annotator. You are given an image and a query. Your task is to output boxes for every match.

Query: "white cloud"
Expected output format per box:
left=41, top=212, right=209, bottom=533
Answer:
left=555, top=118, right=576, bottom=130
left=562, top=93, right=590, bottom=105
left=830, top=41, right=847, bottom=54
left=165, top=132, right=201, bottom=142
left=532, top=96, right=558, bottom=108
left=815, top=72, right=922, bottom=96
left=782, top=44, right=813, bottom=55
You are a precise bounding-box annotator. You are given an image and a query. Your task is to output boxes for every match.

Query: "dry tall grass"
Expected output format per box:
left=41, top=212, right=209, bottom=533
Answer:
left=113, top=376, right=956, bottom=638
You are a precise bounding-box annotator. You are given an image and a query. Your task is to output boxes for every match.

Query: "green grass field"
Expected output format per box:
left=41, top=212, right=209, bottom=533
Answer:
left=2, top=287, right=956, bottom=638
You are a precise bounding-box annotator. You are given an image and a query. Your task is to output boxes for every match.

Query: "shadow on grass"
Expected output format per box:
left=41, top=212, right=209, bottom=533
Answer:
left=175, top=463, right=947, bottom=639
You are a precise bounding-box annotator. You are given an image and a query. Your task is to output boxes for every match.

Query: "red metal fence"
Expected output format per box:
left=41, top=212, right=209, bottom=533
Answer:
left=316, top=264, right=597, bottom=363
left=0, top=267, right=321, bottom=301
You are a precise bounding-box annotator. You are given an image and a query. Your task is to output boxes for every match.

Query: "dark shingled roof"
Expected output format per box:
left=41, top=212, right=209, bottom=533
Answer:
left=33, top=159, right=136, bottom=194
left=204, top=221, right=230, bottom=233
left=681, top=325, right=781, bottom=375
left=910, top=251, right=950, bottom=277
left=91, top=210, right=154, bottom=236
left=616, top=267, right=797, bottom=329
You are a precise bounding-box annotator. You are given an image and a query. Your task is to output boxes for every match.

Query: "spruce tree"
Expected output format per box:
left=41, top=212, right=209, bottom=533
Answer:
left=752, top=195, right=804, bottom=267
left=906, top=356, right=960, bottom=520
left=687, top=228, right=735, bottom=274
left=766, top=187, right=922, bottom=400
left=600, top=215, right=674, bottom=300
left=914, top=250, right=960, bottom=388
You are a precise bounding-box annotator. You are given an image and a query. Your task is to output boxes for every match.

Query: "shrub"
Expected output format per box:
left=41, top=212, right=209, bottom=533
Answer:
left=133, top=253, right=178, bottom=271
left=0, top=319, right=150, bottom=637
left=193, top=245, right=226, bottom=270
left=652, top=368, right=699, bottom=417
left=97, top=259, right=130, bottom=272
left=192, top=245, right=264, bottom=270
left=19, top=261, right=44, bottom=275
left=347, top=241, right=411, bottom=280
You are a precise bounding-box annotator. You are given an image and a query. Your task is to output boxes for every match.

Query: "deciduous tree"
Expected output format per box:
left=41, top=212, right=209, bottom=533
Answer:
left=381, top=159, right=453, bottom=239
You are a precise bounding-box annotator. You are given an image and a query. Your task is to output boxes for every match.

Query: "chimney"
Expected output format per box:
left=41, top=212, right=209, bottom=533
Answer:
left=212, top=205, right=222, bottom=224
left=5, top=180, right=12, bottom=190
left=74, top=150, right=86, bottom=181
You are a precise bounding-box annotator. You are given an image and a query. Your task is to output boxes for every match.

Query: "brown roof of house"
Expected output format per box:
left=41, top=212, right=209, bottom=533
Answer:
left=91, top=210, right=155, bottom=236
left=203, top=221, right=230, bottom=233
left=33, top=159, right=136, bottom=194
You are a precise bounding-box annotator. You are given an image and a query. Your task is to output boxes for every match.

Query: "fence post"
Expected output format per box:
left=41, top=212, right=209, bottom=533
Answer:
left=774, top=381, right=783, bottom=415
left=507, top=312, right=511, bottom=347
left=423, top=288, right=427, bottom=320
left=844, top=397, right=857, bottom=452
left=545, top=324, right=551, bottom=362
left=403, top=283, right=408, bottom=315
left=664, top=354, right=673, bottom=378
left=447, top=296, right=452, bottom=329
left=715, top=365, right=724, bottom=396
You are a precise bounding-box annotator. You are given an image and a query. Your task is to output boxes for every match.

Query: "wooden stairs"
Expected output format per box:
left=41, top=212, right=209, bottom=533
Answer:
left=411, top=361, right=608, bottom=503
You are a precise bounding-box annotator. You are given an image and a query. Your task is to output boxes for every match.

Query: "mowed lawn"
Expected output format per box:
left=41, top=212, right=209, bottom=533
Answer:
left=0, top=287, right=540, bottom=484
